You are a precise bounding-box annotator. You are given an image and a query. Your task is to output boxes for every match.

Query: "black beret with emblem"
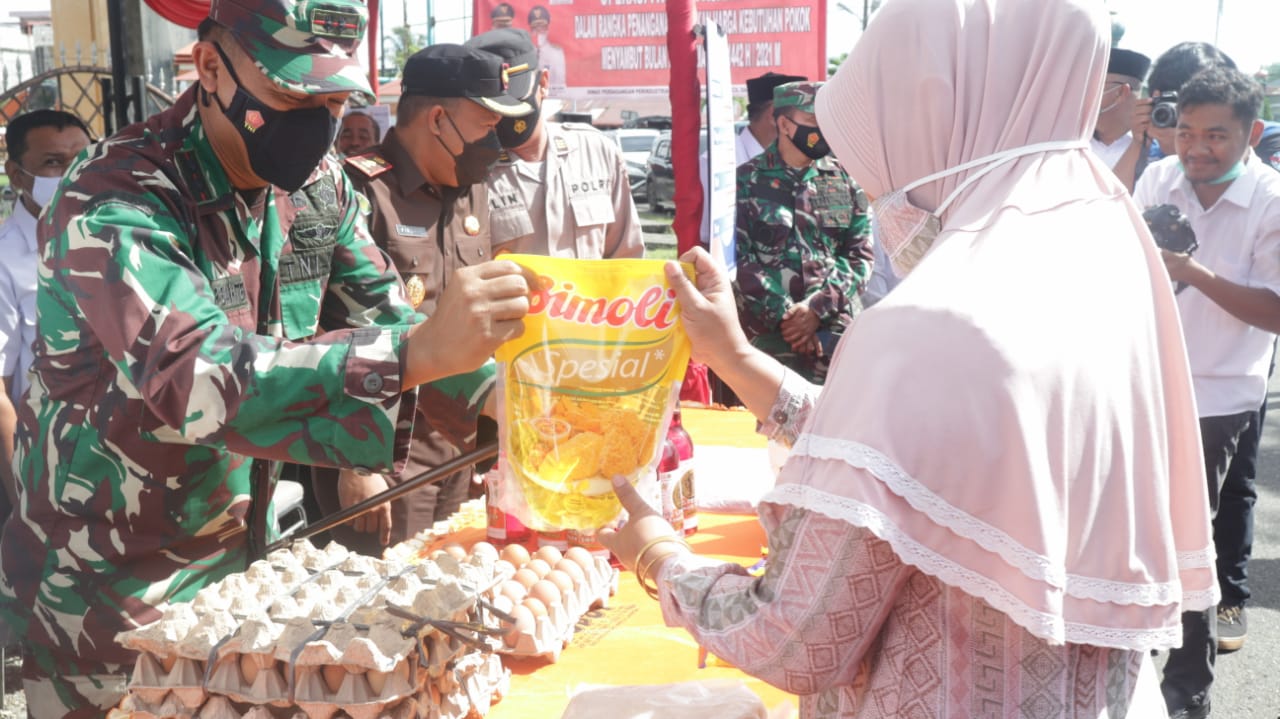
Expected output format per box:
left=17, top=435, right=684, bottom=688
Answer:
left=465, top=28, right=539, bottom=103
left=401, top=43, right=532, bottom=117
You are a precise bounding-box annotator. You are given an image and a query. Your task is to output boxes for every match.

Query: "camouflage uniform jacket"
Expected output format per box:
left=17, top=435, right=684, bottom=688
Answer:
left=733, top=143, right=872, bottom=383
left=0, top=87, right=420, bottom=666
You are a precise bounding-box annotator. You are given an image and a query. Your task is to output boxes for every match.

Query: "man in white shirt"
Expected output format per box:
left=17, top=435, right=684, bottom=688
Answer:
left=0, top=109, right=92, bottom=514
left=1091, top=48, right=1149, bottom=170
left=1134, top=66, right=1280, bottom=719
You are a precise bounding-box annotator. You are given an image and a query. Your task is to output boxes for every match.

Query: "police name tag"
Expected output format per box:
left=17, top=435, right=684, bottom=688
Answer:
left=396, top=224, right=429, bottom=238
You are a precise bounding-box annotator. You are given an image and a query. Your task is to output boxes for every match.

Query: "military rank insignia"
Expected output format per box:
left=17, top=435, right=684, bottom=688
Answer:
left=405, top=275, right=427, bottom=307
left=463, top=215, right=481, bottom=236
left=345, top=152, right=392, bottom=179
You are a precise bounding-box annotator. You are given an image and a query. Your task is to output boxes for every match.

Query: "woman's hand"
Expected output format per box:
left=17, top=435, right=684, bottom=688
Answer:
left=598, top=475, right=688, bottom=573
left=665, top=247, right=752, bottom=371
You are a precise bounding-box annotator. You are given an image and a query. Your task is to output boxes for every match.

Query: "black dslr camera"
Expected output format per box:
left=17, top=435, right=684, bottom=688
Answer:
left=1150, top=92, right=1179, bottom=129
left=1143, top=203, right=1197, bottom=254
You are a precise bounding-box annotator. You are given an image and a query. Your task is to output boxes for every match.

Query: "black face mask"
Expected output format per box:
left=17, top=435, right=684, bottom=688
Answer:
left=442, top=111, right=502, bottom=187
left=787, top=120, right=831, bottom=160
left=496, top=94, right=541, bottom=149
left=203, top=44, right=338, bottom=193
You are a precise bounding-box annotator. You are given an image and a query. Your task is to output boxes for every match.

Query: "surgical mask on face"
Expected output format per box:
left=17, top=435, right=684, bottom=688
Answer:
left=1177, top=158, right=1246, bottom=186
left=496, top=94, right=541, bottom=149
left=870, top=139, right=1088, bottom=278
left=202, top=44, right=339, bottom=193
left=1097, top=84, right=1124, bottom=115
left=20, top=168, right=61, bottom=209
left=786, top=119, right=830, bottom=160
left=441, top=111, right=502, bottom=187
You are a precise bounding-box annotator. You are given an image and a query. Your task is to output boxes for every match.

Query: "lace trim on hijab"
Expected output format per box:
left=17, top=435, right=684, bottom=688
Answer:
left=765, top=482, right=1185, bottom=650
left=789, top=434, right=1197, bottom=606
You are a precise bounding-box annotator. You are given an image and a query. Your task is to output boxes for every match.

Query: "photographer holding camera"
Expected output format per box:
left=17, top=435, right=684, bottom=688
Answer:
left=1113, top=43, right=1231, bottom=192
left=1133, top=65, right=1280, bottom=719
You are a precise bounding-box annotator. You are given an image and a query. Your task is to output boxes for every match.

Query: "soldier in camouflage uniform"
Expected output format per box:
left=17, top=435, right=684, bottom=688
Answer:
left=733, top=81, right=872, bottom=384
left=330, top=44, right=532, bottom=555
left=0, top=1, right=532, bottom=715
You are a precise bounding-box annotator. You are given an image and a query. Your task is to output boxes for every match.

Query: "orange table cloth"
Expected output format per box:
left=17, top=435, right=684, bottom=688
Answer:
left=482, top=406, right=794, bottom=718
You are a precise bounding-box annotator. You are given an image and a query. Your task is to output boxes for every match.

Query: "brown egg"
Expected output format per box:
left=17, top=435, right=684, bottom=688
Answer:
left=521, top=596, right=548, bottom=617
left=513, top=568, right=541, bottom=589
left=321, top=664, right=347, bottom=694
left=493, top=559, right=517, bottom=579
left=546, top=569, right=576, bottom=598
left=554, top=558, right=586, bottom=587
left=441, top=542, right=468, bottom=560
left=500, top=543, right=531, bottom=566
left=469, top=541, right=499, bottom=563
left=367, top=669, right=389, bottom=696
left=239, top=653, right=260, bottom=684
left=534, top=545, right=564, bottom=566
left=503, top=604, right=536, bottom=647
left=525, top=558, right=552, bottom=579
left=491, top=594, right=515, bottom=616
left=499, top=579, right=528, bottom=603
left=528, top=579, right=562, bottom=608
left=564, top=546, right=596, bottom=574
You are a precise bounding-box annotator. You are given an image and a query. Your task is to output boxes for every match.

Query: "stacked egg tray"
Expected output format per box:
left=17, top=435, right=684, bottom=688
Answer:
left=389, top=536, right=619, bottom=664
left=112, top=539, right=512, bottom=719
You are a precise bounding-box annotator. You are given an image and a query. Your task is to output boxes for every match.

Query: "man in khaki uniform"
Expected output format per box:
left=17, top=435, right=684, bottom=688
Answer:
left=327, top=43, right=531, bottom=555
left=468, top=29, right=644, bottom=260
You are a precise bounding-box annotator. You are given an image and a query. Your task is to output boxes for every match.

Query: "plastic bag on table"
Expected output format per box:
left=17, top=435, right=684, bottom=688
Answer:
left=560, top=679, right=789, bottom=719
left=493, top=255, right=692, bottom=532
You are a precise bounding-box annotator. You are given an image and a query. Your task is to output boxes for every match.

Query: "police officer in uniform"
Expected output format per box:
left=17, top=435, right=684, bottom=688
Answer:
left=330, top=44, right=532, bottom=555
left=468, top=28, right=644, bottom=259
left=527, top=6, right=567, bottom=91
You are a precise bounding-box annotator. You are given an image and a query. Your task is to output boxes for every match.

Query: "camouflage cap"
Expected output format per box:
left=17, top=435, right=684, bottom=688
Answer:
left=773, top=81, right=824, bottom=114
left=209, top=0, right=374, bottom=99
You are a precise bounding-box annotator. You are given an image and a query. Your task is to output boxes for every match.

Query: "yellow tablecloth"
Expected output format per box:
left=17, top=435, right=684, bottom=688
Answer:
left=484, top=406, right=794, bottom=718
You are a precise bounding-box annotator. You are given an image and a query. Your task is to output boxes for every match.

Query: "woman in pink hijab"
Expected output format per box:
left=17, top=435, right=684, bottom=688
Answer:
left=600, top=0, right=1217, bottom=715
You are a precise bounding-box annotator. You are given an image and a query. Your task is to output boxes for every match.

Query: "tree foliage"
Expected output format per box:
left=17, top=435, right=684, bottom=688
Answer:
left=390, top=26, right=424, bottom=72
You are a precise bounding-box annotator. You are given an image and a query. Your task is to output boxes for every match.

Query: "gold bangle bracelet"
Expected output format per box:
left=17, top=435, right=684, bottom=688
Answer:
left=632, top=535, right=690, bottom=572
left=637, top=546, right=688, bottom=599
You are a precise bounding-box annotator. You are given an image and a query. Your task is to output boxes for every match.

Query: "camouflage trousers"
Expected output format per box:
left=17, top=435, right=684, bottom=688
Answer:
left=22, top=643, right=129, bottom=718
left=749, top=330, right=841, bottom=385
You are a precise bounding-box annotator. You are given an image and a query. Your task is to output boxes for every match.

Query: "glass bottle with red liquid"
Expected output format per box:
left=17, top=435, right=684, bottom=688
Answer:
left=667, top=407, right=696, bottom=535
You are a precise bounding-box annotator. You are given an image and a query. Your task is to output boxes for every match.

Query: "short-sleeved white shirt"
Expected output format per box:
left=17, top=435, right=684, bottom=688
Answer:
left=1134, top=155, right=1280, bottom=417
left=0, top=201, right=39, bottom=404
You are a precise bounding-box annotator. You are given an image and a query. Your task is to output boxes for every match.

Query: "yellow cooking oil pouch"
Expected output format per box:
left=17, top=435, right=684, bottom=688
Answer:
left=493, top=255, right=692, bottom=531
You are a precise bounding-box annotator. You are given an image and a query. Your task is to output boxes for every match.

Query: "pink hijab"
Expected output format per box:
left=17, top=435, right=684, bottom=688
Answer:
left=773, top=0, right=1218, bottom=650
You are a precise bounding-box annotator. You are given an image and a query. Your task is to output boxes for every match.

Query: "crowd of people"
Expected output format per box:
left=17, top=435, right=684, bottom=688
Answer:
left=0, top=0, right=1275, bottom=716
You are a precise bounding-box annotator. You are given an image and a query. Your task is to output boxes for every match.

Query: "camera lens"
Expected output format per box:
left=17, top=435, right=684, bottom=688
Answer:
left=1150, top=94, right=1178, bottom=129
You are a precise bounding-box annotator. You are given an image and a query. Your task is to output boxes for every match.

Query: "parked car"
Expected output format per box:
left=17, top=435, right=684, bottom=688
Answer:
left=644, top=130, right=708, bottom=213
left=605, top=128, right=660, bottom=197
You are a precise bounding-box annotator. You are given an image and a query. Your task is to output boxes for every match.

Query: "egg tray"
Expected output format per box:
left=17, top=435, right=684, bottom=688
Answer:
left=114, top=538, right=511, bottom=718
left=489, top=553, right=618, bottom=663
left=383, top=499, right=489, bottom=566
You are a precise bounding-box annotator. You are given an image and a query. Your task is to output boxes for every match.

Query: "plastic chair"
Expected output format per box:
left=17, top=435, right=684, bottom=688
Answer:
left=273, top=479, right=308, bottom=540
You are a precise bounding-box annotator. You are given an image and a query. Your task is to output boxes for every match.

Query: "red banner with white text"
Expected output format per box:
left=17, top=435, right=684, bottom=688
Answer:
left=471, top=0, right=826, bottom=100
